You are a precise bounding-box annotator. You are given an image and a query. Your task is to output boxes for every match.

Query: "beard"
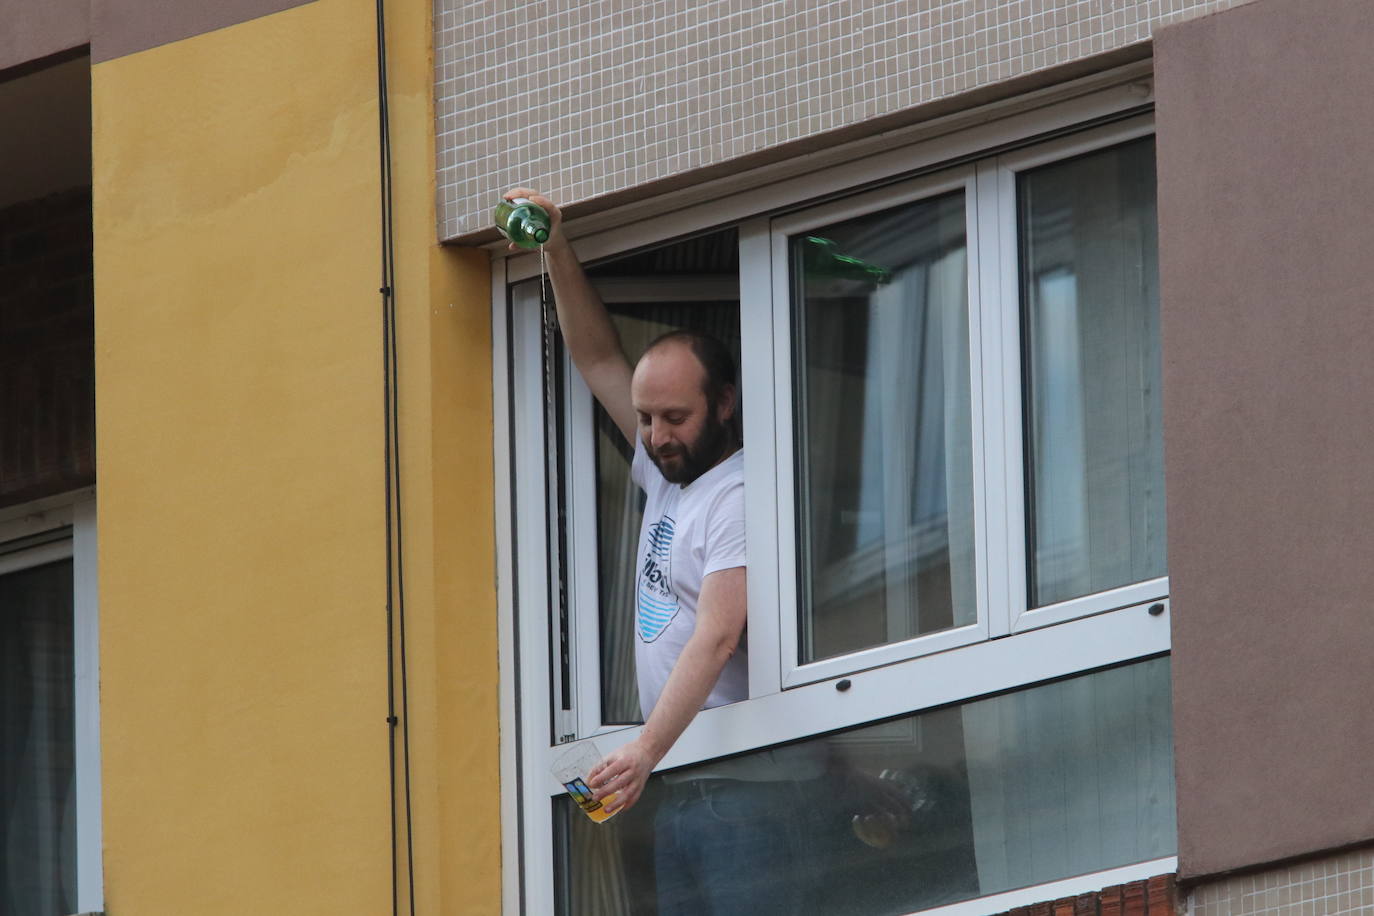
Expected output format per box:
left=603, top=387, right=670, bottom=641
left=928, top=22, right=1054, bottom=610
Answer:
left=648, top=409, right=733, bottom=485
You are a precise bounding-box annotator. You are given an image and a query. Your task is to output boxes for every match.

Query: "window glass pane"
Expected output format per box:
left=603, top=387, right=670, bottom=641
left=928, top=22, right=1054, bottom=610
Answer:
left=1, top=559, right=76, bottom=916
left=585, top=230, right=741, bottom=725
left=1021, top=138, right=1165, bottom=607
left=792, top=192, right=976, bottom=664
left=556, top=656, right=1175, bottom=915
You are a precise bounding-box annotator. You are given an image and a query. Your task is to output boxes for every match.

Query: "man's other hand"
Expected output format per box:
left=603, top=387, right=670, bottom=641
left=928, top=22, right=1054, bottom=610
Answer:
left=587, top=738, right=660, bottom=815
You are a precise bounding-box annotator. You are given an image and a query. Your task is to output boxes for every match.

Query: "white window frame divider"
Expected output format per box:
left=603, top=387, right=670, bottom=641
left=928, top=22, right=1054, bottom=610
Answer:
left=739, top=217, right=784, bottom=701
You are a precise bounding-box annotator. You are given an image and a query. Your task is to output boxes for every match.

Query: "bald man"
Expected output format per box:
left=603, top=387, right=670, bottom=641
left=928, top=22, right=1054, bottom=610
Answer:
left=503, top=190, right=749, bottom=819
left=508, top=191, right=834, bottom=916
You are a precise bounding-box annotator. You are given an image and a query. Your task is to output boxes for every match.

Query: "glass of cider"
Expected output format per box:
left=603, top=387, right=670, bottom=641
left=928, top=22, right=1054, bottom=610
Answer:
left=552, top=741, right=619, bottom=823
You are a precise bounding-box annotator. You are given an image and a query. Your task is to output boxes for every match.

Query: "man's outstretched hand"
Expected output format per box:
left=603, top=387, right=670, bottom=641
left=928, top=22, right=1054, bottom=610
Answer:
left=587, top=737, right=662, bottom=815
left=502, top=188, right=564, bottom=252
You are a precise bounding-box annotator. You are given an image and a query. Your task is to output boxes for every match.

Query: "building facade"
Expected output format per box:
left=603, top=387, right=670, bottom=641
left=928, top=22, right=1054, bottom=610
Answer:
left=3, top=0, right=1373, bottom=914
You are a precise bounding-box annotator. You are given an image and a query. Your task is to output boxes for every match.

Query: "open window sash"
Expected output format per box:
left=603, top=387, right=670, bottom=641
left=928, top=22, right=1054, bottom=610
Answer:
left=768, top=166, right=993, bottom=689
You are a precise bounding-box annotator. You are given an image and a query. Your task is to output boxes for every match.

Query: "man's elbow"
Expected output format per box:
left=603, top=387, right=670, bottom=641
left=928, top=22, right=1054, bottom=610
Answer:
left=709, top=627, right=745, bottom=665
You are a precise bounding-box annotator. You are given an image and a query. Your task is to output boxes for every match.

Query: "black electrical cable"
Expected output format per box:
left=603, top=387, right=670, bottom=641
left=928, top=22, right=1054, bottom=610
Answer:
left=374, top=1, right=415, bottom=914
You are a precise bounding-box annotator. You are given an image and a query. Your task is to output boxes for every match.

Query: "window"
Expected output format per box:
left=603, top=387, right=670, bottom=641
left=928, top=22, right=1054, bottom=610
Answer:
left=496, top=92, right=1171, bottom=916
left=1019, top=139, right=1164, bottom=610
left=0, top=494, right=102, bottom=916
left=556, top=657, right=1174, bottom=915
left=791, top=191, right=976, bottom=664
left=585, top=236, right=742, bottom=726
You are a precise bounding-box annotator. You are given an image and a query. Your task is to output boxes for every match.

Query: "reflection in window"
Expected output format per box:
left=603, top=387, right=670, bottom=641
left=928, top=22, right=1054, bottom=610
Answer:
left=1, top=559, right=76, bottom=916
left=556, top=657, right=1175, bottom=915
left=1021, top=138, right=1165, bottom=607
left=792, top=192, right=976, bottom=663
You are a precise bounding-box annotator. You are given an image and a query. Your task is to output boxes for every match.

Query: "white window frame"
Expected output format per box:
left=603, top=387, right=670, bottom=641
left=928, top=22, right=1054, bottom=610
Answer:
left=767, top=166, right=993, bottom=688
left=493, top=72, right=1171, bottom=916
left=990, top=122, right=1168, bottom=636
left=0, top=489, right=103, bottom=914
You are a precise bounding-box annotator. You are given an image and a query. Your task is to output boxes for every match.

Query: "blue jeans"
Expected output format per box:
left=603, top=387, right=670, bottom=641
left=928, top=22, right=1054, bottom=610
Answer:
left=653, top=778, right=815, bottom=916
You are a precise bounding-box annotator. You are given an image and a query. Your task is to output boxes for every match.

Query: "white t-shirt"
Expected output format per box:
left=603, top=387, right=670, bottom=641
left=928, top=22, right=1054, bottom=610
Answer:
left=631, top=436, right=748, bottom=720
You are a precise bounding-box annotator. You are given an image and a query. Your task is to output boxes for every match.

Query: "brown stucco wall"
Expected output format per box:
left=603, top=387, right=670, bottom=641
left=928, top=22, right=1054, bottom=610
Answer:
left=1155, top=0, right=1374, bottom=882
left=0, top=0, right=318, bottom=70
left=90, top=0, right=317, bottom=63
left=0, top=0, right=88, bottom=74
left=0, top=0, right=319, bottom=70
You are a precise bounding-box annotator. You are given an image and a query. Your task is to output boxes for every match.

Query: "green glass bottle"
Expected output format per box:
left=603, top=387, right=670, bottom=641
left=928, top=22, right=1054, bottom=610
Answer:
left=494, top=197, right=552, bottom=248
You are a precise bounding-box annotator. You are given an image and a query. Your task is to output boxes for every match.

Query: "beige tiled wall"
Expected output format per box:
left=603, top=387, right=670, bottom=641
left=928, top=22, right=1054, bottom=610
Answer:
left=434, top=0, right=1248, bottom=242
left=1189, top=848, right=1374, bottom=916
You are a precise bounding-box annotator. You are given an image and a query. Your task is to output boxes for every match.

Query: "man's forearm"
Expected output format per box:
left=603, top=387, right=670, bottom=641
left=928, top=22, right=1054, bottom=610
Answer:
left=637, top=623, right=740, bottom=764
left=589, top=568, right=747, bottom=812
left=585, top=631, right=735, bottom=813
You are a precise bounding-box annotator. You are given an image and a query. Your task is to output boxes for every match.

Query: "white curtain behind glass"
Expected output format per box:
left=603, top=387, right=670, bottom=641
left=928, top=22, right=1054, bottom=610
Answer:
left=861, top=250, right=975, bottom=645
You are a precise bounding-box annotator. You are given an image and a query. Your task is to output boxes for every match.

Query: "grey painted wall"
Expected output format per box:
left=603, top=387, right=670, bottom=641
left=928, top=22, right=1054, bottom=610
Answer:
left=0, top=0, right=318, bottom=72
left=89, top=0, right=317, bottom=63
left=1156, top=0, right=1374, bottom=881
left=0, top=0, right=88, bottom=74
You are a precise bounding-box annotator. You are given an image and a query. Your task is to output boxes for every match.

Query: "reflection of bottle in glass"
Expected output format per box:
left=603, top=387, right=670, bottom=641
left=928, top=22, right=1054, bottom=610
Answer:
left=850, top=768, right=933, bottom=849
left=494, top=197, right=552, bottom=248
left=801, top=235, right=893, bottom=286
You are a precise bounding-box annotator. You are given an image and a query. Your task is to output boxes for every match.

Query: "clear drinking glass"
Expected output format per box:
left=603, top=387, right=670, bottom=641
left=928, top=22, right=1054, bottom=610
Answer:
left=552, top=741, right=619, bottom=823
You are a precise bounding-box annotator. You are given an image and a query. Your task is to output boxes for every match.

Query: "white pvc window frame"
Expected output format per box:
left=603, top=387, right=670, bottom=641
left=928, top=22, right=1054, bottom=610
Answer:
left=493, top=71, right=1170, bottom=916
left=770, top=116, right=1168, bottom=686
left=988, top=121, right=1169, bottom=636
left=768, top=166, right=993, bottom=689
left=0, top=490, right=103, bottom=913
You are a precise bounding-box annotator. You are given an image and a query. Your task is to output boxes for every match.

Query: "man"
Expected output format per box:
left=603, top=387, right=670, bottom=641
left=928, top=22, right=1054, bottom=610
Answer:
left=501, top=190, right=749, bottom=817
left=509, top=190, right=830, bottom=916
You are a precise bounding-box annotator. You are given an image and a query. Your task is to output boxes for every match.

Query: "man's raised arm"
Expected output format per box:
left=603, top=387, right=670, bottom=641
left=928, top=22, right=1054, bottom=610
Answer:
left=503, top=189, right=637, bottom=444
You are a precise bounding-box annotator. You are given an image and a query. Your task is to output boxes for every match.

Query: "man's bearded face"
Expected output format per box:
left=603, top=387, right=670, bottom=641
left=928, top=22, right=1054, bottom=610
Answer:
left=631, top=341, right=736, bottom=486
left=645, top=396, right=731, bottom=485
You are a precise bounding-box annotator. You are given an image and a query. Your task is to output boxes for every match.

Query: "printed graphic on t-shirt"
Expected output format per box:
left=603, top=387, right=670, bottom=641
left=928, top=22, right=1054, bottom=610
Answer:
left=637, top=515, right=679, bottom=642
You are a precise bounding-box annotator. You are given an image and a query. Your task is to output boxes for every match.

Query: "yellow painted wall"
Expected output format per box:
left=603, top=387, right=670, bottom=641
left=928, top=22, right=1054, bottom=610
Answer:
left=92, top=0, right=498, bottom=912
